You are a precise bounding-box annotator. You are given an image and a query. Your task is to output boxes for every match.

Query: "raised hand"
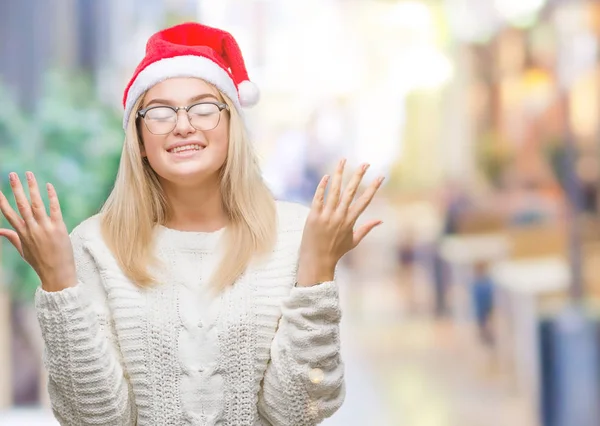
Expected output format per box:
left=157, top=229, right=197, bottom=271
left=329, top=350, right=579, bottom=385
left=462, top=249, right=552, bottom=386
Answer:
left=297, top=159, right=384, bottom=287
left=0, top=172, right=77, bottom=292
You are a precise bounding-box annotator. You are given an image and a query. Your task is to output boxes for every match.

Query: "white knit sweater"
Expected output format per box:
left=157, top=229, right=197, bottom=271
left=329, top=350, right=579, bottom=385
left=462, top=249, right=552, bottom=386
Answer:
left=35, top=201, right=345, bottom=426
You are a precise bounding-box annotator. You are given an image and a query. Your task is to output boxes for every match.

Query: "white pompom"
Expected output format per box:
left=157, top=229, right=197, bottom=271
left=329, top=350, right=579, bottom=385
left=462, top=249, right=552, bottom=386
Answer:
left=238, top=80, right=260, bottom=107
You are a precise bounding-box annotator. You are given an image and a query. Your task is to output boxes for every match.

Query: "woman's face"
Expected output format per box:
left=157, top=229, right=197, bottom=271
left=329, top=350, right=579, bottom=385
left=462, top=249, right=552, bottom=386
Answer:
left=139, top=77, right=230, bottom=187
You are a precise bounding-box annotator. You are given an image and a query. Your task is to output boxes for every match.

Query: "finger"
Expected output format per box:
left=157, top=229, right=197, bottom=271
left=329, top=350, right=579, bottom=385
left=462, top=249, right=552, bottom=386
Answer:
left=0, top=190, right=25, bottom=233
left=348, top=176, right=385, bottom=223
left=8, top=173, right=34, bottom=224
left=47, top=183, right=64, bottom=222
left=311, top=175, right=330, bottom=212
left=26, top=172, right=49, bottom=221
left=338, top=163, right=369, bottom=213
left=324, top=159, right=346, bottom=212
left=352, top=219, right=383, bottom=247
left=0, top=228, right=24, bottom=257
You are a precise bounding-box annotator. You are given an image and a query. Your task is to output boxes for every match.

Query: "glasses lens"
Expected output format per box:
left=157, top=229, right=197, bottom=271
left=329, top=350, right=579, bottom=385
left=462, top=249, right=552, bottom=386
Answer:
left=144, top=107, right=177, bottom=134
left=188, top=103, right=221, bottom=131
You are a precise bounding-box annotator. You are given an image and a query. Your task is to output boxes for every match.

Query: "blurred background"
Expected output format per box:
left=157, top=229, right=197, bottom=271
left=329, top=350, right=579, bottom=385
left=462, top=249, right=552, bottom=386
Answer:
left=2, top=0, right=600, bottom=425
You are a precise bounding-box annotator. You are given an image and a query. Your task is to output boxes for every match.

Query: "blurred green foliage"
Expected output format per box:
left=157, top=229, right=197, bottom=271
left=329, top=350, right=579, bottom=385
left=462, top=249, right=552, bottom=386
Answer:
left=0, top=71, right=123, bottom=301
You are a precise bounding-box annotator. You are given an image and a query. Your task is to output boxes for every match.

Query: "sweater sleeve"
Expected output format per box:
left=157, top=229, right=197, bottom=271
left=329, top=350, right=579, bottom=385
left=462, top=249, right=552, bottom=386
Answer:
left=35, top=227, right=137, bottom=425
left=257, top=280, right=345, bottom=425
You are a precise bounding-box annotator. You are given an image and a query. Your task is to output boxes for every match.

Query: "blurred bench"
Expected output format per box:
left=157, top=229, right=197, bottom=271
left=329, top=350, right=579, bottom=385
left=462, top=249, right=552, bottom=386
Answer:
left=491, top=257, right=569, bottom=423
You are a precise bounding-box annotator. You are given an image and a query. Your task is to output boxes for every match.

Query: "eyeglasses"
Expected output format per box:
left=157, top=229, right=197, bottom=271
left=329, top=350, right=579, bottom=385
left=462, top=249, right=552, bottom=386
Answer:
left=137, top=101, right=229, bottom=135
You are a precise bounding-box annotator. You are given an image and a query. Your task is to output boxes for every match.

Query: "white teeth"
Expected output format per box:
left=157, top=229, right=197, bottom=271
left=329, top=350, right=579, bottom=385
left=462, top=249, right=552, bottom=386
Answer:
left=168, top=144, right=202, bottom=153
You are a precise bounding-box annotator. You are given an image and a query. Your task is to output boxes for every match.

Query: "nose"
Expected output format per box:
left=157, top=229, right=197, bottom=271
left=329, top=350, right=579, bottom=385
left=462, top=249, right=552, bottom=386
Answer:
left=172, top=109, right=196, bottom=137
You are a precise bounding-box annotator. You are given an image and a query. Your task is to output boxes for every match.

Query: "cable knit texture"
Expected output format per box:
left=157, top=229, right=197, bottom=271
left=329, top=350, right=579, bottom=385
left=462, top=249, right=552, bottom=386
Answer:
left=35, top=201, right=345, bottom=425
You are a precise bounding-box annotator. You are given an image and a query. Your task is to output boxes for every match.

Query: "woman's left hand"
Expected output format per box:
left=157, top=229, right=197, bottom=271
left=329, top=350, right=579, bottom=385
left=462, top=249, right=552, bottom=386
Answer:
left=297, top=159, right=384, bottom=287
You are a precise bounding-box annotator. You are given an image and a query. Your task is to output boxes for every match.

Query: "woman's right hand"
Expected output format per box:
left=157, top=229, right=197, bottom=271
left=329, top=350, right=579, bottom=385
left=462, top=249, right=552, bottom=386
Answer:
left=0, top=172, right=77, bottom=292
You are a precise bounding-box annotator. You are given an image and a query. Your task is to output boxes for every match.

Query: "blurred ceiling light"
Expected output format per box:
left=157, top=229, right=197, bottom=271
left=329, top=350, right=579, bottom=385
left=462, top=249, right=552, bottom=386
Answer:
left=494, top=0, right=547, bottom=26
left=382, top=1, right=433, bottom=32
left=391, top=46, right=454, bottom=92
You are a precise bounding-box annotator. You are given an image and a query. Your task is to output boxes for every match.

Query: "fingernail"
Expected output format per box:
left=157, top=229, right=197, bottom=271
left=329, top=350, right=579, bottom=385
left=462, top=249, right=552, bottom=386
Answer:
left=362, top=163, right=370, bottom=172
left=26, top=171, right=33, bottom=181
left=8, top=173, right=16, bottom=183
left=379, top=176, right=386, bottom=185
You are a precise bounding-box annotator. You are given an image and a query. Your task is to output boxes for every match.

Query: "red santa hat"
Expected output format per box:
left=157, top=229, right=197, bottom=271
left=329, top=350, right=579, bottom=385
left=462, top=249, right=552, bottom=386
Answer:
left=122, top=22, right=260, bottom=129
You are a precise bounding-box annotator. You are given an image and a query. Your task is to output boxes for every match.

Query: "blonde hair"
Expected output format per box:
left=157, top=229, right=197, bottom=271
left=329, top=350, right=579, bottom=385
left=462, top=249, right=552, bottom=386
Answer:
left=100, top=88, right=277, bottom=292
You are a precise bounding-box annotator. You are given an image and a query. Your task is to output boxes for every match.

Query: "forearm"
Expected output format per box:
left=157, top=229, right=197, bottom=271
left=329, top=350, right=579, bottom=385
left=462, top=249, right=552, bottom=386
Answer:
left=258, top=280, right=345, bottom=425
left=36, top=285, right=136, bottom=425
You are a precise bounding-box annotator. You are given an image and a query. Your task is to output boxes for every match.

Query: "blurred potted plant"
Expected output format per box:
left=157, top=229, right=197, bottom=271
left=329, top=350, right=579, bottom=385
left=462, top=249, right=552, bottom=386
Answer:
left=0, top=70, right=122, bottom=301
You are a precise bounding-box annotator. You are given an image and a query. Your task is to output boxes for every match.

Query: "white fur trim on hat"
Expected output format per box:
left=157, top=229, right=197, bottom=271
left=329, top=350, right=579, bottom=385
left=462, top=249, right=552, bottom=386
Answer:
left=123, top=55, right=242, bottom=129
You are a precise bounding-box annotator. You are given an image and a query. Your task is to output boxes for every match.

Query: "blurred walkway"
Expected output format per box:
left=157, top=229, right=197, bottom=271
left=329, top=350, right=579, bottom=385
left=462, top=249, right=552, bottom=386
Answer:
left=346, top=279, right=533, bottom=426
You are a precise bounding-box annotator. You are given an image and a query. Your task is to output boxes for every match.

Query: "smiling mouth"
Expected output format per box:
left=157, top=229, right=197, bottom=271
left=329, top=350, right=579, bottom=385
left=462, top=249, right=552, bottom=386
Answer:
left=167, top=144, right=204, bottom=154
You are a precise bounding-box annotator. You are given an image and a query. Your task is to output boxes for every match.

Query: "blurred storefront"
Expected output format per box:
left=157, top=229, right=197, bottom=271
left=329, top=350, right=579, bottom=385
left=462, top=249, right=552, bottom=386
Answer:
left=451, top=0, right=600, bottom=213
left=440, top=2, right=600, bottom=425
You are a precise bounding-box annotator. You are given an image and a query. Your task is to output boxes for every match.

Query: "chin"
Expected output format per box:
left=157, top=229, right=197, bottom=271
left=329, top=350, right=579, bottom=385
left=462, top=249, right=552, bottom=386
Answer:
left=162, top=166, right=221, bottom=187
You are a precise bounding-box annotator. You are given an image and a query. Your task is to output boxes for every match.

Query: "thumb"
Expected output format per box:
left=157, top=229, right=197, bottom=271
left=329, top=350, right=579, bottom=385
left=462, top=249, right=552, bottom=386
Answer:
left=0, top=228, right=24, bottom=257
left=352, top=219, right=383, bottom=248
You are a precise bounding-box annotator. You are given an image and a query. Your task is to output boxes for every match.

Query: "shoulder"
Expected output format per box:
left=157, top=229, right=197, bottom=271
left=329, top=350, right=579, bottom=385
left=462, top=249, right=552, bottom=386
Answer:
left=68, top=214, right=118, bottom=278
left=69, top=214, right=104, bottom=248
left=275, top=200, right=310, bottom=234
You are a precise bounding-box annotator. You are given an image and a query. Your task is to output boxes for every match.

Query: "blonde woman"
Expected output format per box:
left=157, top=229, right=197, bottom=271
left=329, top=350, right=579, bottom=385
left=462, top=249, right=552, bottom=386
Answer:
left=0, top=23, right=383, bottom=425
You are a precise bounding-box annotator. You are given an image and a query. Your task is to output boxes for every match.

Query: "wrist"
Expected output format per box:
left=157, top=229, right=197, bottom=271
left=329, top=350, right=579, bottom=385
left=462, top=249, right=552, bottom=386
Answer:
left=296, top=263, right=336, bottom=287
left=41, top=282, right=77, bottom=293
left=41, top=273, right=78, bottom=293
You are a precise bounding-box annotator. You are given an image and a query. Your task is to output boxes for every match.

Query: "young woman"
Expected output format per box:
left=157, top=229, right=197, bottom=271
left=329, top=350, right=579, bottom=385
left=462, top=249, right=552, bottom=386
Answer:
left=0, top=22, right=383, bottom=425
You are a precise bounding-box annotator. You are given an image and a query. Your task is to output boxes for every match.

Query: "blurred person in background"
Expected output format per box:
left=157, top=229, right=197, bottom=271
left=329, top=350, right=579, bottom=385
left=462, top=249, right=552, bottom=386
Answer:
left=429, top=181, right=472, bottom=319
left=577, top=154, right=599, bottom=215
left=0, top=22, right=385, bottom=425
left=396, top=227, right=420, bottom=315
left=10, top=301, right=41, bottom=405
left=470, top=261, right=495, bottom=346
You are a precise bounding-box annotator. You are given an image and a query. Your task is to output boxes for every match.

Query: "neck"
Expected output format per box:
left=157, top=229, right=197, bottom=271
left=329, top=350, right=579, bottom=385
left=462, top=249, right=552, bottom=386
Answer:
left=161, top=176, right=228, bottom=232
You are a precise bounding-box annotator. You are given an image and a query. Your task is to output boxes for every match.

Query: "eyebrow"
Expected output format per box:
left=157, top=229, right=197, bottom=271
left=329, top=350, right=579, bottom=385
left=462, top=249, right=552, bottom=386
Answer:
left=144, top=93, right=219, bottom=108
